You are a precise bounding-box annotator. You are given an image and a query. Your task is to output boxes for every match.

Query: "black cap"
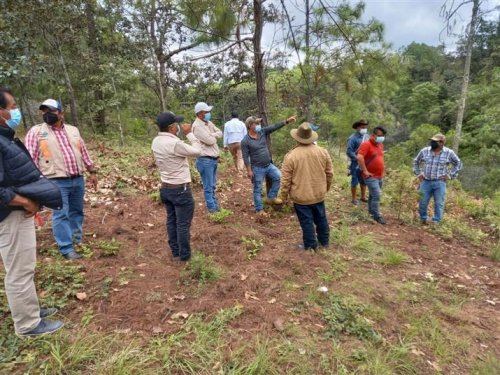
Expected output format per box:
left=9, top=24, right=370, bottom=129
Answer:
left=231, top=111, right=238, bottom=118
left=156, top=111, right=184, bottom=129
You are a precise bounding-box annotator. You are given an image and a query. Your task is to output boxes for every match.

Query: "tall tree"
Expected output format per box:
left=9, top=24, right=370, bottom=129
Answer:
left=441, top=0, right=481, bottom=152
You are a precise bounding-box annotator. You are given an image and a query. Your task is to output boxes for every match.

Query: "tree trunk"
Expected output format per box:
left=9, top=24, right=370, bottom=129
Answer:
left=253, top=0, right=273, bottom=193
left=85, top=0, right=106, bottom=133
left=304, top=0, right=312, bottom=121
left=453, top=0, right=479, bottom=152
left=253, top=0, right=269, bottom=128
left=57, top=45, right=80, bottom=128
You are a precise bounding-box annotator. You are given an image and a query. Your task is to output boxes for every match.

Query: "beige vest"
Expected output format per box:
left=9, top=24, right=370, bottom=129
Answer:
left=31, top=123, right=85, bottom=178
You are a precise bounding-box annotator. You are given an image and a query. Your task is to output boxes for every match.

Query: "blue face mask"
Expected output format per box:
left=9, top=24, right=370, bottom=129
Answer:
left=204, top=113, right=211, bottom=122
left=375, top=136, right=385, bottom=144
left=255, top=125, right=262, bottom=133
left=4, top=108, right=22, bottom=129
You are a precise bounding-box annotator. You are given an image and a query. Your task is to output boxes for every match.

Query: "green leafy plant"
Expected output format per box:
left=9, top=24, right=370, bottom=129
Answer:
left=321, top=294, right=382, bottom=343
left=207, top=208, right=233, bottom=223
left=241, top=236, right=264, bottom=259
left=98, top=238, right=122, bottom=257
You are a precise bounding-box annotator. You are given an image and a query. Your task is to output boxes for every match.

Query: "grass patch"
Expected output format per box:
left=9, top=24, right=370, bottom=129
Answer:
left=472, top=353, right=500, bottom=375
left=180, top=252, right=223, bottom=287
left=404, top=314, right=469, bottom=365
left=489, top=243, right=500, bottom=261
left=377, top=248, right=408, bottom=266
left=207, top=208, right=233, bottom=223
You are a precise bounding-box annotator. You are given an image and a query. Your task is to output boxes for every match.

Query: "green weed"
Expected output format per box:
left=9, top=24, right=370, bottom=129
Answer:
left=149, top=190, right=161, bottom=203
left=472, top=353, right=500, bottom=375
left=98, top=237, right=122, bottom=256
left=180, top=252, right=223, bottom=286
left=321, top=294, right=382, bottom=343
left=207, top=208, right=233, bottom=223
left=241, top=236, right=264, bottom=259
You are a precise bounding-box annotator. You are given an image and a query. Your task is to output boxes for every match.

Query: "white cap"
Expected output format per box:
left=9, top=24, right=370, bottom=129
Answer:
left=194, top=102, right=212, bottom=114
left=39, top=99, right=62, bottom=111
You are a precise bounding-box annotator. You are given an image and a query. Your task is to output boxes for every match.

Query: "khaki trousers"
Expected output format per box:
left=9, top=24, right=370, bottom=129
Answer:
left=0, top=210, right=40, bottom=334
left=228, top=142, right=244, bottom=171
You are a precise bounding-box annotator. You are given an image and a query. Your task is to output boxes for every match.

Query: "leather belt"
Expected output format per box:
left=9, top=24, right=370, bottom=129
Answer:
left=199, top=156, right=219, bottom=160
left=51, top=175, right=82, bottom=180
left=161, top=182, right=190, bottom=189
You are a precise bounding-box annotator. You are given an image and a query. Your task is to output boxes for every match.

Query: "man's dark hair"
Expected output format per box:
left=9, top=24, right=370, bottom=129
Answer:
left=231, top=111, right=238, bottom=118
left=373, top=126, right=387, bottom=135
left=0, top=88, right=13, bottom=109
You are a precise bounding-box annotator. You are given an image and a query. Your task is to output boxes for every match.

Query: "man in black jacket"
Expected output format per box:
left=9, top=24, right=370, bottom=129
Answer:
left=0, top=88, right=63, bottom=336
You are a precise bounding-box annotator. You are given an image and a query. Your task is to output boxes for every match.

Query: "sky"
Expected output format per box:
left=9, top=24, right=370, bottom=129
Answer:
left=264, top=0, right=500, bottom=51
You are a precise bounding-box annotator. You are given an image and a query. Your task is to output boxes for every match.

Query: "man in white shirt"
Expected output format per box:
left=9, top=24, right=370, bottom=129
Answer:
left=152, top=111, right=201, bottom=262
left=223, top=111, right=247, bottom=172
left=192, top=102, right=223, bottom=213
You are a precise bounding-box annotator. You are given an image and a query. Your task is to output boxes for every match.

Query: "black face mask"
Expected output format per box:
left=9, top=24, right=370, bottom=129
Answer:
left=43, top=112, right=60, bottom=125
left=430, top=140, right=440, bottom=150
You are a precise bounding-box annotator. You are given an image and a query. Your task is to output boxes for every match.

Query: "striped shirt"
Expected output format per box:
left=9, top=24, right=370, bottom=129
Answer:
left=413, top=146, right=462, bottom=180
left=25, top=124, right=94, bottom=176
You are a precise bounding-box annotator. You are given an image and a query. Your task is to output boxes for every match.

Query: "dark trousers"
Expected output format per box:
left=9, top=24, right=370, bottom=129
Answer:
left=294, top=201, right=330, bottom=249
left=160, top=187, right=195, bottom=261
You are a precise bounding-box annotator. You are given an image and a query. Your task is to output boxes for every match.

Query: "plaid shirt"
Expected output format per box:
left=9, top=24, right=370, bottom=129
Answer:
left=413, top=146, right=462, bottom=180
left=25, top=124, right=94, bottom=176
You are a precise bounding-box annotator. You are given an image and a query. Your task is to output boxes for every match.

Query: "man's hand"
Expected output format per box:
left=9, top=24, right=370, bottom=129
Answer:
left=418, top=175, right=425, bottom=182
left=180, top=123, right=192, bottom=135
left=441, top=175, right=450, bottom=182
left=285, top=115, right=297, bottom=125
left=362, top=171, right=373, bottom=179
left=247, top=169, right=253, bottom=180
left=88, top=173, right=98, bottom=189
left=10, top=195, right=39, bottom=217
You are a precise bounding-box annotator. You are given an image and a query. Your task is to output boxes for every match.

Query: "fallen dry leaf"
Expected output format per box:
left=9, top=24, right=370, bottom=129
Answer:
left=268, top=298, right=276, bottom=304
left=240, top=273, right=248, bottom=281
left=152, top=326, right=163, bottom=334
left=427, top=360, right=442, bottom=372
left=245, top=291, right=260, bottom=301
left=273, top=318, right=285, bottom=332
left=76, top=292, right=87, bottom=301
left=171, top=311, right=189, bottom=320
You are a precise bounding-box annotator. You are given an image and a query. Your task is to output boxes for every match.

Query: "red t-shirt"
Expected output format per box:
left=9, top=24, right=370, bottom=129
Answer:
left=358, top=140, right=384, bottom=178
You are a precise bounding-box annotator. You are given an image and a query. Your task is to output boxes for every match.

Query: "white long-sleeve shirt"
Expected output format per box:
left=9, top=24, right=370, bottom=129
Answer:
left=151, top=132, right=201, bottom=184
left=192, top=117, right=222, bottom=157
left=223, top=118, right=247, bottom=147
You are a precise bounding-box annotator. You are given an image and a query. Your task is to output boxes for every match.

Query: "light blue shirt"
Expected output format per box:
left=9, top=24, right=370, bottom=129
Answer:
left=223, top=118, right=247, bottom=147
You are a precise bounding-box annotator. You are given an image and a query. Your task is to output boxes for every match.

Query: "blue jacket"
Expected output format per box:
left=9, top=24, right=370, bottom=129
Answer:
left=0, top=127, right=50, bottom=222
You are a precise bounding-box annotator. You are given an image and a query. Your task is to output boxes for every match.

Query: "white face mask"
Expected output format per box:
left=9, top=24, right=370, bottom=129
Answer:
left=359, top=128, right=368, bottom=135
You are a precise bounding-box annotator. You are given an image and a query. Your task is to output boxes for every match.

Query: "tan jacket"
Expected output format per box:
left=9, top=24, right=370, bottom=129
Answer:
left=280, top=144, right=333, bottom=205
left=151, top=132, right=201, bottom=184
left=192, top=117, right=222, bottom=158
left=28, top=123, right=86, bottom=178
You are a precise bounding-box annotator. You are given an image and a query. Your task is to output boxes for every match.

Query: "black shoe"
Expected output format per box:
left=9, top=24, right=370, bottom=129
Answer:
left=63, top=251, right=82, bottom=260
left=374, top=216, right=386, bottom=225
left=17, top=319, right=64, bottom=337
left=40, top=307, right=58, bottom=318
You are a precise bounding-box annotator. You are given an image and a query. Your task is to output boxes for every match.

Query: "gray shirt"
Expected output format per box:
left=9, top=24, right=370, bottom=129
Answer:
left=241, top=121, right=285, bottom=167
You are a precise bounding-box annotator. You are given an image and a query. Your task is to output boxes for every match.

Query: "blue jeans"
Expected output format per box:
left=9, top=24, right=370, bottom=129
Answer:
left=161, top=187, right=195, bottom=261
left=365, top=177, right=383, bottom=219
left=51, top=176, right=85, bottom=255
left=294, top=202, right=329, bottom=249
left=252, top=164, right=281, bottom=212
left=195, top=157, right=219, bottom=212
left=419, top=180, right=447, bottom=223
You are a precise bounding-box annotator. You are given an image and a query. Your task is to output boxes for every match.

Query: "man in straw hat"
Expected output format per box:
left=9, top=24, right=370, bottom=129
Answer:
left=413, top=133, right=462, bottom=224
left=280, top=122, right=333, bottom=250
